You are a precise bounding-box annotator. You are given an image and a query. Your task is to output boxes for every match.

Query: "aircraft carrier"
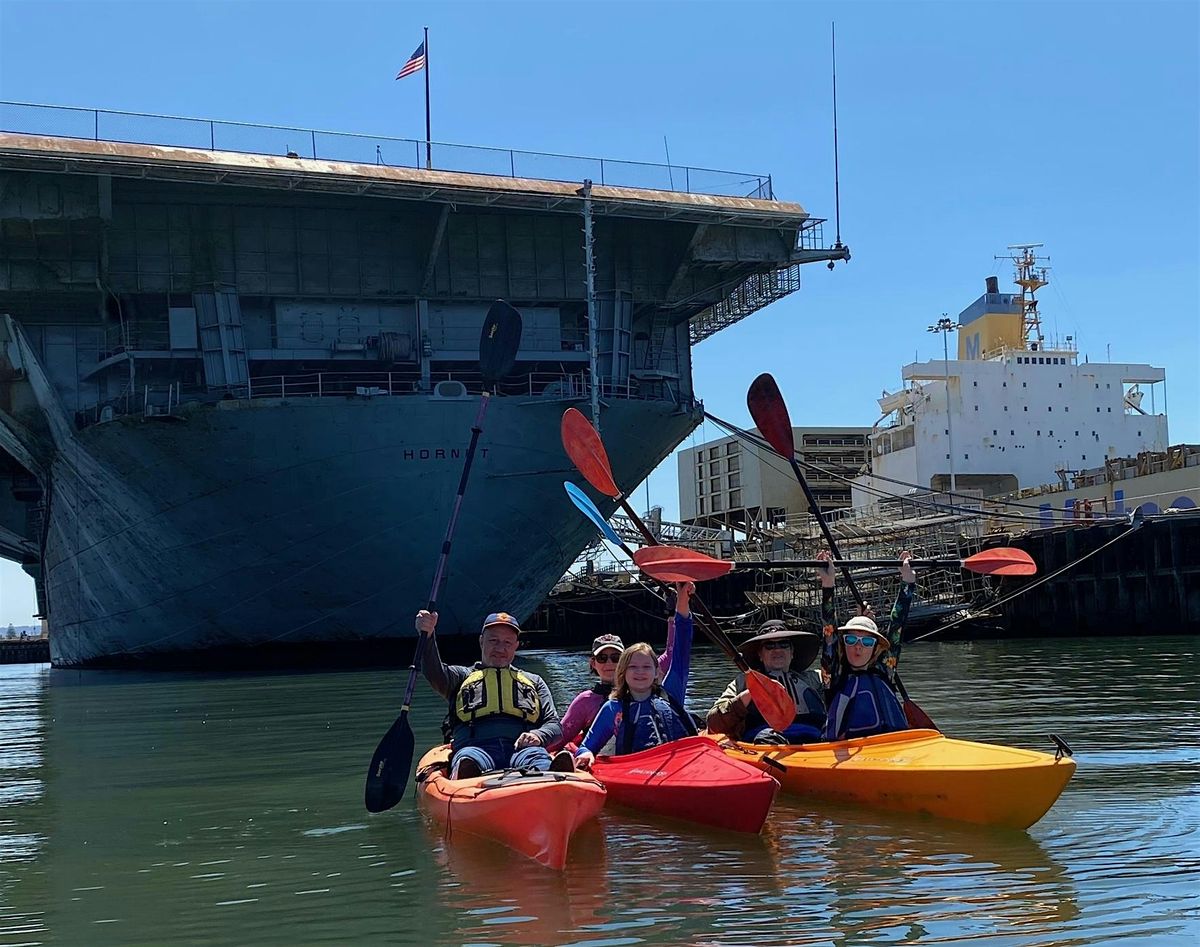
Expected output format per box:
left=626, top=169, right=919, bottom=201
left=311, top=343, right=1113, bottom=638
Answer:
left=0, top=102, right=845, bottom=666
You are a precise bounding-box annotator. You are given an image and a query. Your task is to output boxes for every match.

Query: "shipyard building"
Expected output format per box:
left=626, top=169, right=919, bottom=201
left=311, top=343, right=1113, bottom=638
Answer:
left=677, top=426, right=869, bottom=530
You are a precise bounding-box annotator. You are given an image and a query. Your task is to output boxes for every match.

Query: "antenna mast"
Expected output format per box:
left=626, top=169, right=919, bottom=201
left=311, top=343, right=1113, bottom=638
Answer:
left=997, top=243, right=1050, bottom=349
left=831, top=22, right=843, bottom=250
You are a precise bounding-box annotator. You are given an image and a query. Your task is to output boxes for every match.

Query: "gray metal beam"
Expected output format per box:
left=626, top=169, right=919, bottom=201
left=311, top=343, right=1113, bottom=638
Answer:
left=420, top=204, right=450, bottom=295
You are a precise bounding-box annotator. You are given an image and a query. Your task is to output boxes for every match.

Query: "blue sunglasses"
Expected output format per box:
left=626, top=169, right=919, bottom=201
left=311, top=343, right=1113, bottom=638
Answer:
left=842, top=634, right=878, bottom=648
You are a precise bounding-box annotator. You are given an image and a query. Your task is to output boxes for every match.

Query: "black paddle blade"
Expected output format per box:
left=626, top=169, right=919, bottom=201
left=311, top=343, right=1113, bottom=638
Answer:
left=746, top=372, right=796, bottom=459
left=364, top=711, right=416, bottom=813
left=479, top=300, right=523, bottom=386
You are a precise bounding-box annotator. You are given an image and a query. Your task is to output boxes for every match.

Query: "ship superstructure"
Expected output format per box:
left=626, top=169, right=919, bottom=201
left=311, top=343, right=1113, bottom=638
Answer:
left=0, top=103, right=845, bottom=666
left=852, top=247, right=1169, bottom=504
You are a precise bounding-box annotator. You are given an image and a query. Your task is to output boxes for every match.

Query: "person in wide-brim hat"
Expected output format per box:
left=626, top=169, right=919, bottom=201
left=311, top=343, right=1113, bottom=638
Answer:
left=737, top=620, right=822, bottom=670
left=706, top=619, right=826, bottom=745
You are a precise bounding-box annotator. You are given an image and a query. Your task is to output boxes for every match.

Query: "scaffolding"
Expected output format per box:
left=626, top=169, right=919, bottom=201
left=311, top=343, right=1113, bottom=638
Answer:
left=739, top=498, right=992, bottom=630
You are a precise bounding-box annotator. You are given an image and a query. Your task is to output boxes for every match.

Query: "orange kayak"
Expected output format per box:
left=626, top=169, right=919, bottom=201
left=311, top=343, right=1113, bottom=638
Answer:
left=590, top=736, right=779, bottom=834
left=416, top=746, right=607, bottom=870
left=723, top=729, right=1075, bottom=829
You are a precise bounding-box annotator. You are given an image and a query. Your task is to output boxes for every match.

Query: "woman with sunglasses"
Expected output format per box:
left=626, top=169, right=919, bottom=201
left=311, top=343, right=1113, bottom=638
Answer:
left=821, top=551, right=918, bottom=742
left=550, top=582, right=693, bottom=753
left=705, top=620, right=825, bottom=745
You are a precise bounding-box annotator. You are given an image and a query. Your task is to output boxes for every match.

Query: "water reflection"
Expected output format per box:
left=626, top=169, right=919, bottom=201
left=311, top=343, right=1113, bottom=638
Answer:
left=0, top=638, right=1195, bottom=945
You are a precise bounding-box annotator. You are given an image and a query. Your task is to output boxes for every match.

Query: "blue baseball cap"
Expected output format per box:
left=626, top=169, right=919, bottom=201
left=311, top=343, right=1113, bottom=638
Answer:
left=482, top=612, right=521, bottom=633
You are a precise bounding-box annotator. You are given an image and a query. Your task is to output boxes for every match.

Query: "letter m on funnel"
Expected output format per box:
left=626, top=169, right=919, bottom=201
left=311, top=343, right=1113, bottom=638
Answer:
left=964, top=332, right=981, bottom=359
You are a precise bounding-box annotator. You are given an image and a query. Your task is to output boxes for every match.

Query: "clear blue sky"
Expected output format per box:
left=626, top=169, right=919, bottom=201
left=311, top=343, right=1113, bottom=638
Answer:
left=0, top=0, right=1196, bottom=623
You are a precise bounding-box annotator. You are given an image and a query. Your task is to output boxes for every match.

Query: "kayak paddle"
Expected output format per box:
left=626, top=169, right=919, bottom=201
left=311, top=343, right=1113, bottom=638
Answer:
left=364, top=300, right=523, bottom=813
left=746, top=372, right=939, bottom=731
left=632, top=545, right=1038, bottom=583
left=560, top=409, right=796, bottom=733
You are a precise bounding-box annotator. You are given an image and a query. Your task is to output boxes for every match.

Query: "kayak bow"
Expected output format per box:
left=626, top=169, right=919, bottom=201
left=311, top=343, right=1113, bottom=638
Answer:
left=723, top=729, right=1075, bottom=829
left=590, top=736, right=779, bottom=834
left=416, top=746, right=607, bottom=870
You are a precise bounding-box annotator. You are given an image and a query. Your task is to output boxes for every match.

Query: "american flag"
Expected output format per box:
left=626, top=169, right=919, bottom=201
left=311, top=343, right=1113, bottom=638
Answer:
left=395, top=42, right=426, bottom=80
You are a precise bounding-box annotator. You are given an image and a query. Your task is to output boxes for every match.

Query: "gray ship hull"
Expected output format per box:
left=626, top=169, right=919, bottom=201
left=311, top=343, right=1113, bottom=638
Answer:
left=47, top=395, right=697, bottom=666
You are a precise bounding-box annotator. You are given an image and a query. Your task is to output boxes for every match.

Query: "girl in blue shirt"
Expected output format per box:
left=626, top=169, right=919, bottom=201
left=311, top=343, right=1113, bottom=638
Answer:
left=573, top=583, right=695, bottom=769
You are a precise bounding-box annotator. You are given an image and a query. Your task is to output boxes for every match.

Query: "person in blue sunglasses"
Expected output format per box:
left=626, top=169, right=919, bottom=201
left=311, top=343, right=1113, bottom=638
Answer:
left=821, top=552, right=918, bottom=742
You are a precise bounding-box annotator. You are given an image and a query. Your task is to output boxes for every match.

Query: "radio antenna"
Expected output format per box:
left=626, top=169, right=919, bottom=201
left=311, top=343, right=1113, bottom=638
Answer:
left=831, top=22, right=843, bottom=250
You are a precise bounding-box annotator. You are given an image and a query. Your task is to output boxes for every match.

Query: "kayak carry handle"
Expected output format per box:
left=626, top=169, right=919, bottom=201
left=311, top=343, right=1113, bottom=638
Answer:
left=1048, top=733, right=1074, bottom=761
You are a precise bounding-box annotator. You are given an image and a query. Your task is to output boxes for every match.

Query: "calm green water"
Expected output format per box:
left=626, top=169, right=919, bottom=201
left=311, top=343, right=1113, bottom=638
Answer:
left=1, top=638, right=1197, bottom=946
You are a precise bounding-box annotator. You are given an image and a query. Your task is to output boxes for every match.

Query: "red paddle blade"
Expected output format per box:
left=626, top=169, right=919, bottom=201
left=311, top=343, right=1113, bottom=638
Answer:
left=746, top=373, right=796, bottom=459
left=633, top=546, right=733, bottom=582
left=561, top=408, right=620, bottom=498
left=961, top=547, right=1037, bottom=576
left=746, top=670, right=797, bottom=733
left=903, top=699, right=938, bottom=731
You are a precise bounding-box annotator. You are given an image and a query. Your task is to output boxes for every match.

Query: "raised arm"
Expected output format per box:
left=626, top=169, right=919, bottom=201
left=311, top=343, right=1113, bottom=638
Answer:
left=416, top=610, right=454, bottom=698
left=815, top=553, right=839, bottom=689
left=881, top=553, right=918, bottom=683
left=661, top=582, right=694, bottom=707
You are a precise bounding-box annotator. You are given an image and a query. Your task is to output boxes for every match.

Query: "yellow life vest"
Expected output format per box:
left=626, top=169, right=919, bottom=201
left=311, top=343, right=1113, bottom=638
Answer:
left=453, top=666, right=541, bottom=725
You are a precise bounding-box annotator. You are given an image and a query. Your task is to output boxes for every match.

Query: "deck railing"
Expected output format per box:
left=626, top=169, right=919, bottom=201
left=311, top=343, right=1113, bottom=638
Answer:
left=0, top=100, right=774, bottom=200
left=76, top=368, right=694, bottom=429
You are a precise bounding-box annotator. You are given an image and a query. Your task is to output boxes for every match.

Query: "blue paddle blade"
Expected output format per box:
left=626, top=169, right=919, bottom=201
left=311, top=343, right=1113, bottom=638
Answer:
left=564, top=481, right=623, bottom=546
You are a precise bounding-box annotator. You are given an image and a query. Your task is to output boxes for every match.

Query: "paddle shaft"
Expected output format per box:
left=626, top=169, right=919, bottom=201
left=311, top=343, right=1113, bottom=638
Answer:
left=399, top=392, right=493, bottom=709
left=782, top=454, right=934, bottom=726
left=726, top=557, right=984, bottom=571
left=612, top=494, right=752, bottom=671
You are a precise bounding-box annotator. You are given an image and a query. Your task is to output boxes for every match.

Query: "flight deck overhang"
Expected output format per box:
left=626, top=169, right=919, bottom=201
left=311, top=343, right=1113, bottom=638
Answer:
left=0, top=133, right=810, bottom=232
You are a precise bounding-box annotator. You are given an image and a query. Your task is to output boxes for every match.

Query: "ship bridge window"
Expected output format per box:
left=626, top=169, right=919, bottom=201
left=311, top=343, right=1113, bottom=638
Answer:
left=974, top=405, right=979, bottom=411
left=728, top=456, right=740, bottom=472
left=973, top=381, right=978, bottom=387
left=1058, top=382, right=1063, bottom=388
left=1023, top=406, right=1028, bottom=412
left=729, top=489, right=742, bottom=507
left=1048, top=406, right=1053, bottom=412
left=1003, top=381, right=1007, bottom=387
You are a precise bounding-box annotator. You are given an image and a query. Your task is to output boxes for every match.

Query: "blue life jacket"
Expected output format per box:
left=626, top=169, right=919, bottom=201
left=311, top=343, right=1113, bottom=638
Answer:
left=619, top=689, right=695, bottom=755
left=824, top=669, right=908, bottom=741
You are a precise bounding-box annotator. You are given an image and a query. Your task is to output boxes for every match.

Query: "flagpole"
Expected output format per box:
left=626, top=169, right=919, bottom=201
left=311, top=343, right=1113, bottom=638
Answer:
left=423, top=25, right=432, bottom=169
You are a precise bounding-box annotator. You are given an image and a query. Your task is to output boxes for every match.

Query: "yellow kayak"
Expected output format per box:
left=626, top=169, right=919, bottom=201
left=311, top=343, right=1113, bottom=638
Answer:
left=723, top=729, right=1075, bottom=829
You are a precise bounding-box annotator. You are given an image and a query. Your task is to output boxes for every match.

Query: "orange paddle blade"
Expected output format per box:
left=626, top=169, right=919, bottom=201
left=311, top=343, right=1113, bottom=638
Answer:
left=561, top=408, right=620, bottom=498
left=633, top=546, right=732, bottom=582
left=962, top=547, right=1037, bottom=576
left=746, top=670, right=797, bottom=733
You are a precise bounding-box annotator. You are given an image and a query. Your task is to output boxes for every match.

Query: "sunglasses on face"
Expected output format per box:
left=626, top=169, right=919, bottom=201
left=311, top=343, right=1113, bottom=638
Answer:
left=843, top=634, right=878, bottom=648
left=593, top=652, right=620, bottom=664
left=762, top=641, right=793, bottom=651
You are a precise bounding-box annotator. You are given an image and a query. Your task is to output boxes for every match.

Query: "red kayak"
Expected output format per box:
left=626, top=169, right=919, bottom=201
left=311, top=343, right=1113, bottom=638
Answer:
left=589, top=736, right=778, bottom=833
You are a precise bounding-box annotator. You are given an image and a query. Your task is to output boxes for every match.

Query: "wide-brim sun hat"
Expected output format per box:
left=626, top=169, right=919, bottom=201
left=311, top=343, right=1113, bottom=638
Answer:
left=837, top=615, right=886, bottom=649
left=737, top=620, right=821, bottom=668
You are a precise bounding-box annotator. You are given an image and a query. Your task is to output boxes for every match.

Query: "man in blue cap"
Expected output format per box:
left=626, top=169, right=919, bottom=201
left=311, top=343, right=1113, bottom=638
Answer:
left=416, top=608, right=573, bottom=778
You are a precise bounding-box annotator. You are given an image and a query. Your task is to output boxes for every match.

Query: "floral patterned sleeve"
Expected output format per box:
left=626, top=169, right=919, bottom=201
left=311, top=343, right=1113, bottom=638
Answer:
left=880, top=582, right=916, bottom=684
left=819, top=586, right=839, bottom=690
